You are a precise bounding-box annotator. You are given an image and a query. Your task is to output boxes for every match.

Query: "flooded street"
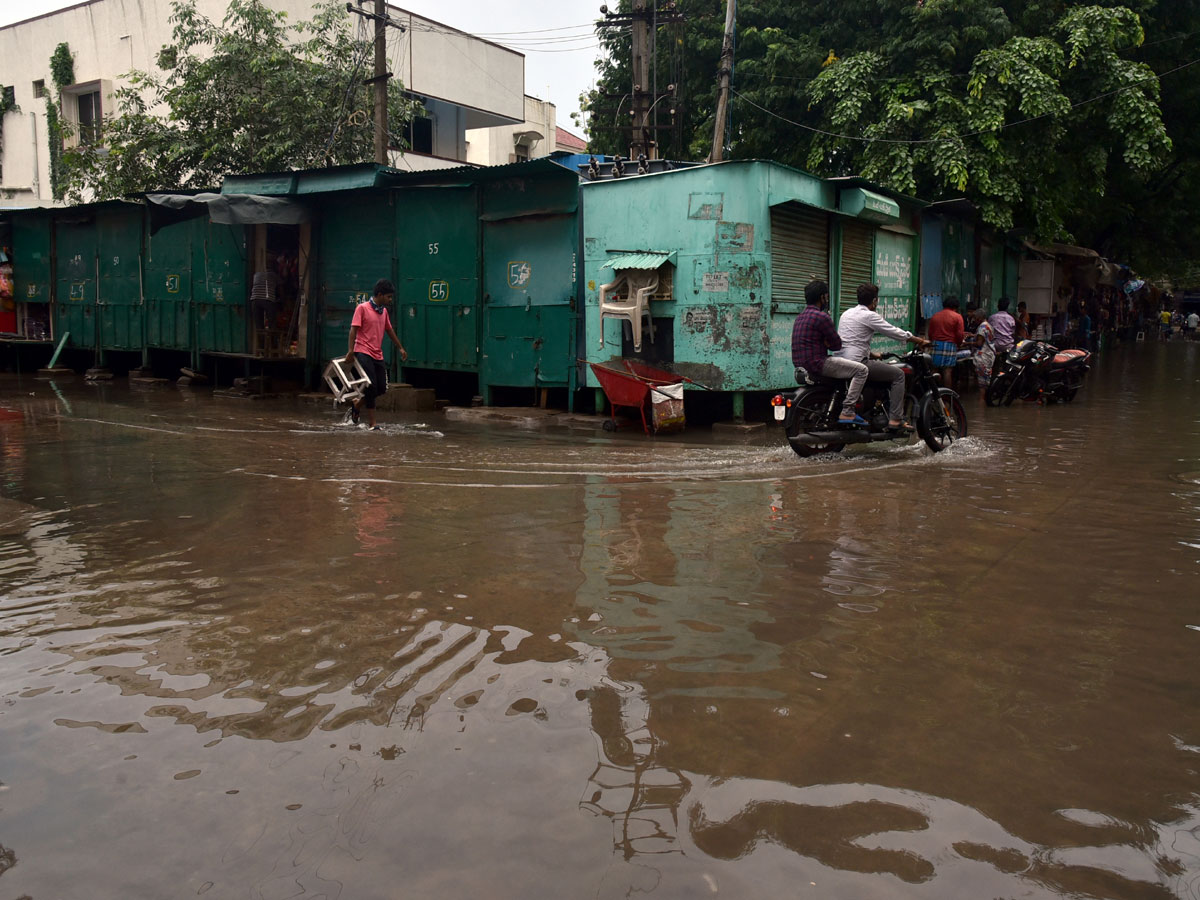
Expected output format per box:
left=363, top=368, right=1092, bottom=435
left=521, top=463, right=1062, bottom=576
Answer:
left=2, top=343, right=1199, bottom=900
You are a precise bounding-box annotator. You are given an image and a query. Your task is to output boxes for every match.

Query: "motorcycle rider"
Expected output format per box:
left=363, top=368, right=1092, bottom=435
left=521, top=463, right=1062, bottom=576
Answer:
left=791, top=279, right=870, bottom=426
left=836, top=284, right=928, bottom=430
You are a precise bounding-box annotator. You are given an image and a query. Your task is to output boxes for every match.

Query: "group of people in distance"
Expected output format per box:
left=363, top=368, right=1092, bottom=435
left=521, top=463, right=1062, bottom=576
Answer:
left=790, top=279, right=1026, bottom=426
left=926, top=294, right=1024, bottom=394
left=1161, top=307, right=1200, bottom=340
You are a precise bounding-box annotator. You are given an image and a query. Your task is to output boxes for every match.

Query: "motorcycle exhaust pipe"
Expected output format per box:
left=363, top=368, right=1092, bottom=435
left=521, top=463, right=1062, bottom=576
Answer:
left=792, top=429, right=892, bottom=445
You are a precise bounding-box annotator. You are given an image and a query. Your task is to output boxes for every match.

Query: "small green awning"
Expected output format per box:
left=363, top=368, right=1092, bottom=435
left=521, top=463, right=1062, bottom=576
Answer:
left=840, top=188, right=901, bottom=223
left=601, top=251, right=676, bottom=270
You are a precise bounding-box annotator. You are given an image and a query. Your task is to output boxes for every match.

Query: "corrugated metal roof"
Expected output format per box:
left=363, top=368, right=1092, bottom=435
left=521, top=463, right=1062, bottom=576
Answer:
left=601, top=251, right=676, bottom=270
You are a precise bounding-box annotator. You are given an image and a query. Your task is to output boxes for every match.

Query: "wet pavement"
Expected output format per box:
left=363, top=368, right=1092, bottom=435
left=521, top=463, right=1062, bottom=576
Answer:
left=2, top=341, right=1199, bottom=899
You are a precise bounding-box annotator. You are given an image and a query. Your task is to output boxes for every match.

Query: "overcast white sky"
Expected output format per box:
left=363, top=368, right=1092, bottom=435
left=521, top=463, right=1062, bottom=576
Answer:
left=0, top=0, right=606, bottom=134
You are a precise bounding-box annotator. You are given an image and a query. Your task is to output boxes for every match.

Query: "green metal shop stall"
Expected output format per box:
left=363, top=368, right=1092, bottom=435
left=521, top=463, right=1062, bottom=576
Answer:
left=581, top=160, right=922, bottom=419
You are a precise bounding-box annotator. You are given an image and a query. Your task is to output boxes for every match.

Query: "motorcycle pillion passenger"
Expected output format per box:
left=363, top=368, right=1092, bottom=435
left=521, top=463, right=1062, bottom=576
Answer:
left=791, top=279, right=874, bottom=426
left=835, top=284, right=930, bottom=430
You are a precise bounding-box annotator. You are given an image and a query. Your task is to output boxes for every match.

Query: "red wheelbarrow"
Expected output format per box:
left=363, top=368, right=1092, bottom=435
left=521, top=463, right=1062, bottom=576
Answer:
left=588, top=359, right=698, bottom=434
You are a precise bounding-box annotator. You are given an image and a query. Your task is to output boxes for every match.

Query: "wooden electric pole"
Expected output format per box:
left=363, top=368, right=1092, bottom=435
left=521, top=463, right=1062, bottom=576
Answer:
left=347, top=0, right=405, bottom=165
left=709, top=0, right=736, bottom=163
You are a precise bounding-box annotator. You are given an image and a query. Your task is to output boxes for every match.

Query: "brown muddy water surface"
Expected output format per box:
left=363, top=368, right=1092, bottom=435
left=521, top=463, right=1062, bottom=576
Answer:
left=2, top=343, right=1199, bottom=899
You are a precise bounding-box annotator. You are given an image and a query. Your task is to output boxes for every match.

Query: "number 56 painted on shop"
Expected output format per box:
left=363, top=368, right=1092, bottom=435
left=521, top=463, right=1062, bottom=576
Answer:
left=429, top=280, right=449, bottom=301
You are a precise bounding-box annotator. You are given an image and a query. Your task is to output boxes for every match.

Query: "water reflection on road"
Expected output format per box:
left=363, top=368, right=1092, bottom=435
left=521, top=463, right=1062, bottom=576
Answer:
left=1, top=342, right=1199, bottom=898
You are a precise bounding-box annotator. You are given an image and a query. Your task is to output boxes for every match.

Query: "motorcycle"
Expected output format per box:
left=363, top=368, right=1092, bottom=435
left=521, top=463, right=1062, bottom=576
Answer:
left=771, top=349, right=968, bottom=457
left=985, top=339, right=1090, bottom=407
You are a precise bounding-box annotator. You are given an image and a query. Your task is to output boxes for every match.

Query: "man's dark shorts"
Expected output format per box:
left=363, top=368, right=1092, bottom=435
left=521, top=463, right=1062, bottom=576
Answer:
left=355, top=353, right=388, bottom=409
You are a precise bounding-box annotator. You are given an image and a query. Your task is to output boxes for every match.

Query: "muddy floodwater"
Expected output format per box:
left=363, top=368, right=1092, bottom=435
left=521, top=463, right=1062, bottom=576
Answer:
left=2, top=343, right=1199, bottom=899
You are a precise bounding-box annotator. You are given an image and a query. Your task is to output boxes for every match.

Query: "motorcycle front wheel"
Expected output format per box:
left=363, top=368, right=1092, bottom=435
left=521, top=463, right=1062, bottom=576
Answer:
left=918, top=392, right=968, bottom=452
left=1000, top=373, right=1022, bottom=406
left=984, top=375, right=1008, bottom=407
left=786, top=386, right=846, bottom=458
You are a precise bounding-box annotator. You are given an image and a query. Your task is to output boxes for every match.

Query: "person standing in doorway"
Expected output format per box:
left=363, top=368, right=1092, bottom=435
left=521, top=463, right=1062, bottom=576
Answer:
left=926, top=295, right=965, bottom=388
left=343, top=279, right=407, bottom=430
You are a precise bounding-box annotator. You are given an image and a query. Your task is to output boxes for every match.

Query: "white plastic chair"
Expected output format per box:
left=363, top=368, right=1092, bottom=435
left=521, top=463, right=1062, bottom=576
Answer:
left=599, top=270, right=659, bottom=352
left=322, top=356, right=372, bottom=403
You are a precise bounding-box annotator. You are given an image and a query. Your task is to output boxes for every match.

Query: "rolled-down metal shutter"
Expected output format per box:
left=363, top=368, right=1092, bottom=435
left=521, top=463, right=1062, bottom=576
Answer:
left=770, top=203, right=830, bottom=305
left=838, top=220, right=875, bottom=317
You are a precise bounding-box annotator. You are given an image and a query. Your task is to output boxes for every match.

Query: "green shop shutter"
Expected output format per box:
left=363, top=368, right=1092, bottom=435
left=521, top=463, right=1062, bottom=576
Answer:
left=770, top=203, right=829, bottom=305
left=145, top=216, right=194, bottom=350
left=55, top=218, right=98, bottom=349
left=838, top=220, right=875, bottom=318
left=394, top=186, right=480, bottom=372
left=196, top=222, right=247, bottom=354
left=12, top=212, right=52, bottom=306
left=96, top=207, right=144, bottom=352
left=320, top=194, right=395, bottom=364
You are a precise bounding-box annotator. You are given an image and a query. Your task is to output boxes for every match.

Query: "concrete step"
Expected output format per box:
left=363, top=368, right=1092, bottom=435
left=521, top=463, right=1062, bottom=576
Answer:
left=298, top=384, right=437, bottom=412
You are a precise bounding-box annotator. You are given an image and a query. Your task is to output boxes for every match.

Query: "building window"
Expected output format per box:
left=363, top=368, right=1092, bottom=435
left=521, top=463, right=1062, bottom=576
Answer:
left=1, top=85, right=14, bottom=107
left=33, top=79, right=45, bottom=99
left=409, top=116, right=433, bottom=154
left=513, top=144, right=529, bottom=162
left=60, top=80, right=111, bottom=149
left=77, top=90, right=102, bottom=144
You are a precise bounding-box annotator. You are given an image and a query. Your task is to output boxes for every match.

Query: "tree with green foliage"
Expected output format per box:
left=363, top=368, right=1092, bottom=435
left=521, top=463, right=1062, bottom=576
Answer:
left=584, top=1, right=1195, bottom=279
left=61, top=0, right=422, bottom=201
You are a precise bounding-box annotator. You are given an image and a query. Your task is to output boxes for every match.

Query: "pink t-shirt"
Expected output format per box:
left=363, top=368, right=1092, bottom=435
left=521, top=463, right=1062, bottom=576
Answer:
left=351, top=301, right=390, bottom=360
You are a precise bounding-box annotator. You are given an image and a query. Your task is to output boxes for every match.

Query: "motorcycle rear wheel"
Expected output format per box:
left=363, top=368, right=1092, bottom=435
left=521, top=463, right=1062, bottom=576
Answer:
left=918, top=393, right=968, bottom=452
left=786, top=386, right=846, bottom=458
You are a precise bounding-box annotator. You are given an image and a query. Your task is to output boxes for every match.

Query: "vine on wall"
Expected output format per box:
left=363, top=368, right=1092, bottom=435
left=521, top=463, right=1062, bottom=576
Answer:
left=48, top=42, right=74, bottom=200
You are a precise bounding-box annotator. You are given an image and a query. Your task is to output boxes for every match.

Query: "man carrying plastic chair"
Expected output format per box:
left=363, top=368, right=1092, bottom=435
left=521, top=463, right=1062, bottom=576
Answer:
left=343, top=279, right=407, bottom=430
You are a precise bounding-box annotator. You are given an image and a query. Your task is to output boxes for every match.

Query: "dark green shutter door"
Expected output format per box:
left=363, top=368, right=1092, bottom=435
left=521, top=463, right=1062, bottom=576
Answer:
left=12, top=213, right=52, bottom=306
left=838, top=221, right=875, bottom=318
left=770, top=203, right=829, bottom=305
left=146, top=217, right=193, bottom=350
left=55, top=219, right=98, bottom=349
left=97, top=207, right=144, bottom=351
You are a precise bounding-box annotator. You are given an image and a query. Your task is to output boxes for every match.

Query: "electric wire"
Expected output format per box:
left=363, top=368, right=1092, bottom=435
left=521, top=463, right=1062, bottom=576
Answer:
left=323, top=15, right=375, bottom=158
left=729, top=54, right=1200, bottom=146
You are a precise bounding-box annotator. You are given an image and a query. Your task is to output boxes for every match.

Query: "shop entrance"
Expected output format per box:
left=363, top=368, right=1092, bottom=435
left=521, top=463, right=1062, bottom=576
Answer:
left=249, top=222, right=310, bottom=358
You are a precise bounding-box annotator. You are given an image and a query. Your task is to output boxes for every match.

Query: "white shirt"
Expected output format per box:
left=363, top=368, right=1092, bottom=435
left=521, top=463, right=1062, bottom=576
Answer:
left=836, top=304, right=913, bottom=362
left=1188, top=313, right=1199, bottom=329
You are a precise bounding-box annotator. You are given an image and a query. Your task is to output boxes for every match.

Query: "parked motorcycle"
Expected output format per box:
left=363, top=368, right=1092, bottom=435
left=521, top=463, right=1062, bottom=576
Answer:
left=985, top=339, right=1091, bottom=407
left=771, top=350, right=968, bottom=457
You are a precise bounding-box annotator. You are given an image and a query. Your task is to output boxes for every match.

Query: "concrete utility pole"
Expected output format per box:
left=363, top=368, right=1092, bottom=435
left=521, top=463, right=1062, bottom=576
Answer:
left=596, top=2, right=684, bottom=161
left=347, top=0, right=405, bottom=165
left=630, top=0, right=651, bottom=159
left=373, top=0, right=387, bottom=165
left=709, top=0, right=736, bottom=163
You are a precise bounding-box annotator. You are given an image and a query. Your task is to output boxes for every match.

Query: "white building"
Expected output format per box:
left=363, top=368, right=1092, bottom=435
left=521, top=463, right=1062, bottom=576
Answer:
left=0, top=0, right=527, bottom=204
left=465, top=94, right=556, bottom=167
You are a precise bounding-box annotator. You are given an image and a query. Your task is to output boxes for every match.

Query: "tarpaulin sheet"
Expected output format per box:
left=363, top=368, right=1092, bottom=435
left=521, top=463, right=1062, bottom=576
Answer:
left=145, top=193, right=311, bottom=234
